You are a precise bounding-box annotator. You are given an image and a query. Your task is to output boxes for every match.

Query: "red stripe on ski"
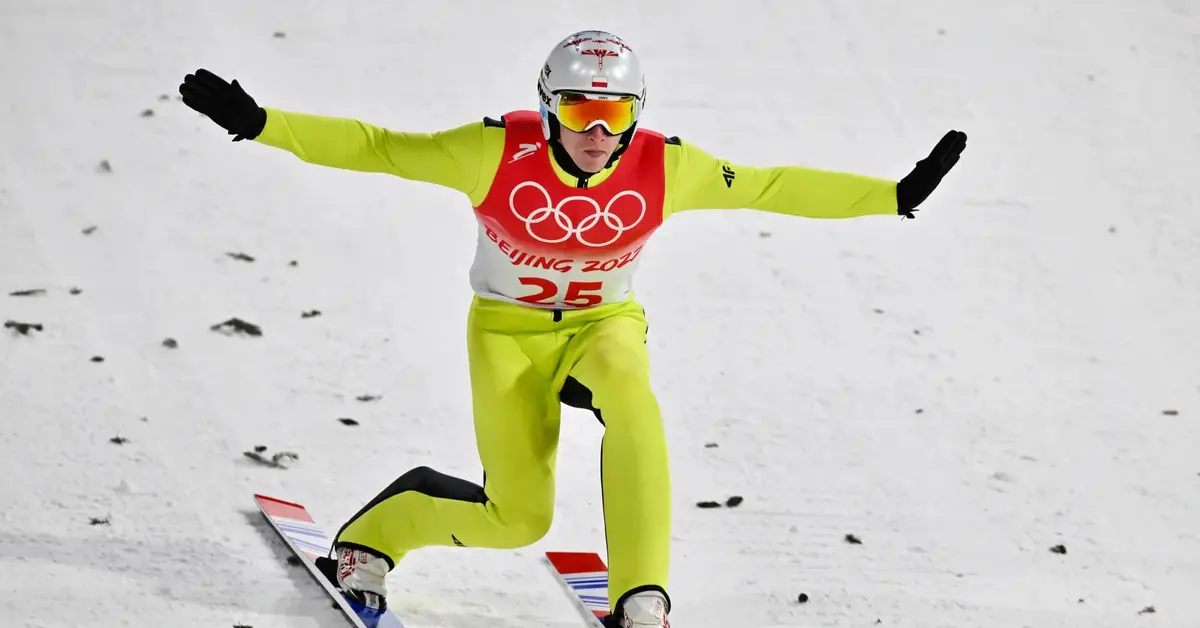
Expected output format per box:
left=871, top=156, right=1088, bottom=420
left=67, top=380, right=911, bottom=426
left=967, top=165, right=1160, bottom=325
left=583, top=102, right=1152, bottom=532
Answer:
left=255, top=494, right=315, bottom=523
left=546, top=551, right=608, bottom=575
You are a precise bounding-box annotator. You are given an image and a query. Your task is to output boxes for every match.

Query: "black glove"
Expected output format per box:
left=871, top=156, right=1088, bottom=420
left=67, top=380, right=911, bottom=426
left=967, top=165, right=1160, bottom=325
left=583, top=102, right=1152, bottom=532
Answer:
left=179, top=69, right=267, bottom=142
left=895, top=130, right=967, bottom=218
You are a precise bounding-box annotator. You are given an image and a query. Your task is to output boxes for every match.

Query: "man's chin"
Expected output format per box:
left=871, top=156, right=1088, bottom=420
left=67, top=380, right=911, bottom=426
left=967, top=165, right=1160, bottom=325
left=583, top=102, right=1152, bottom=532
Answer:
left=578, top=155, right=608, bottom=172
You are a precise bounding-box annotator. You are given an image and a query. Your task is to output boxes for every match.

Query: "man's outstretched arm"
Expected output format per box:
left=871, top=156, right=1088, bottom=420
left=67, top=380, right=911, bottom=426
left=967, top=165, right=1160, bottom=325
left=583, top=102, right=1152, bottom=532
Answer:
left=179, top=68, right=503, bottom=201
left=664, top=131, right=966, bottom=219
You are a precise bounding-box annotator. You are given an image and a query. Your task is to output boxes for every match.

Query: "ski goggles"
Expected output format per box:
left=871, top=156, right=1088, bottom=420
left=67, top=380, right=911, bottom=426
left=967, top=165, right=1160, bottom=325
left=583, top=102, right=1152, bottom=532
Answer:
left=554, top=91, right=638, bottom=135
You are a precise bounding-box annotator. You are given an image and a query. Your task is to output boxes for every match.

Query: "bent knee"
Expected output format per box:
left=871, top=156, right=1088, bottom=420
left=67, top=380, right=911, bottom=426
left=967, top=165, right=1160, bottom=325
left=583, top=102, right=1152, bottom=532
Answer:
left=483, top=478, right=555, bottom=548
left=491, top=505, right=553, bottom=548
left=511, top=509, right=553, bottom=546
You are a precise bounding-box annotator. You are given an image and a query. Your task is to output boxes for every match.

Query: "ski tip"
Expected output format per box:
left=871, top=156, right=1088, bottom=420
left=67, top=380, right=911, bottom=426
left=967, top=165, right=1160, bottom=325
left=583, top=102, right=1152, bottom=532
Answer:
left=545, top=551, right=611, bottom=624
left=254, top=494, right=316, bottom=523
left=545, top=551, right=608, bottom=574
left=254, top=494, right=307, bottom=509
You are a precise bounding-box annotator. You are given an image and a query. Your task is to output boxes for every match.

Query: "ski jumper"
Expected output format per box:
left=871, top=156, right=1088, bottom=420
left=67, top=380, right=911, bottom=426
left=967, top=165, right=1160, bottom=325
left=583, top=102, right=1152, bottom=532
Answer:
left=253, top=106, right=900, bottom=610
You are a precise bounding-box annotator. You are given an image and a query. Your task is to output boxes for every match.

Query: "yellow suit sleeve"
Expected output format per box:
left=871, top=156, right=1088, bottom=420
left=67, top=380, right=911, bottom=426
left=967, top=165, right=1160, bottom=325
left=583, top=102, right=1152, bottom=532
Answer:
left=253, top=107, right=504, bottom=205
left=664, top=139, right=899, bottom=219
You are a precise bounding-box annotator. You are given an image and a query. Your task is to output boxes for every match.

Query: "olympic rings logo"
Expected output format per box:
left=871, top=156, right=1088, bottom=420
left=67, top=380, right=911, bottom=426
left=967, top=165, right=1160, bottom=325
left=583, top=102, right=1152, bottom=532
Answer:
left=508, top=181, right=646, bottom=248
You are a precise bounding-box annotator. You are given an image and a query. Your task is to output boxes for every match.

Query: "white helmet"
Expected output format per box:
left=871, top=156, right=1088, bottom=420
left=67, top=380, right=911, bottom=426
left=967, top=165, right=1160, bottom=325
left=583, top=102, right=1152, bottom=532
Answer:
left=537, top=30, right=646, bottom=142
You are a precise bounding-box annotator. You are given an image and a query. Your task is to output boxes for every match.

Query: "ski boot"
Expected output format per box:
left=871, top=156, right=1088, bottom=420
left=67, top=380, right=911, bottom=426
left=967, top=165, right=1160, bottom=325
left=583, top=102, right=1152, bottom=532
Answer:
left=604, top=590, right=671, bottom=627
left=315, top=545, right=391, bottom=611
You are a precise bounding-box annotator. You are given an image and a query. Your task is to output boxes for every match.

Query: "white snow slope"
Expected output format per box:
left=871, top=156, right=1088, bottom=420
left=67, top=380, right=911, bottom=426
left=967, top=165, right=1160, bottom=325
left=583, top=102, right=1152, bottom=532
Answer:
left=2, top=1, right=1198, bottom=627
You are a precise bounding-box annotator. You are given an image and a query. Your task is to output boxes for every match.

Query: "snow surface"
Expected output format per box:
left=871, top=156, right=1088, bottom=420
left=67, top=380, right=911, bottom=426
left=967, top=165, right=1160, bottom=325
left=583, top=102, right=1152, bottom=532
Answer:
left=2, top=1, right=1198, bottom=626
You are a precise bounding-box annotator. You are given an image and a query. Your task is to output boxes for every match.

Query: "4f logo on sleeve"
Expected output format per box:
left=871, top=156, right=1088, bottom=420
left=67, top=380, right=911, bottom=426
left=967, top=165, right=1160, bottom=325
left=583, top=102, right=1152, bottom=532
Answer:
left=721, top=165, right=736, bottom=188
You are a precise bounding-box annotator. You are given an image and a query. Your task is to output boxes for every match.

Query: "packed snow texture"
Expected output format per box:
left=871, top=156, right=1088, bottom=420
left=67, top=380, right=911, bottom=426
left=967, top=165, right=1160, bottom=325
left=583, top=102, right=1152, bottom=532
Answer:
left=2, top=1, right=1198, bottom=627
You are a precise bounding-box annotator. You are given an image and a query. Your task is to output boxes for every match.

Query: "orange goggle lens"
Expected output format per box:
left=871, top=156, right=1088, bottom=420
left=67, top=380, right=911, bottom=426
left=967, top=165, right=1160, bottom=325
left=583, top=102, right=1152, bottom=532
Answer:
left=556, top=92, right=637, bottom=135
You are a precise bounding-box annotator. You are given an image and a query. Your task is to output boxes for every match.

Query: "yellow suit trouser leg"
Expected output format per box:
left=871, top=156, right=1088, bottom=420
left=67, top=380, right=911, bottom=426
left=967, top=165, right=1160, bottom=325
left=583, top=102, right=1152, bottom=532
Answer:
left=334, top=296, right=671, bottom=614
left=561, top=307, right=671, bottom=612
left=335, top=297, right=564, bottom=562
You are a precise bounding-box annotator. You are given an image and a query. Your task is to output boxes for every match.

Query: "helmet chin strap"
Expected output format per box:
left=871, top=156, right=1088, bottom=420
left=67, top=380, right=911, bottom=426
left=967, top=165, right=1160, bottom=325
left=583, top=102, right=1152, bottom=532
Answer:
left=547, top=114, right=638, bottom=181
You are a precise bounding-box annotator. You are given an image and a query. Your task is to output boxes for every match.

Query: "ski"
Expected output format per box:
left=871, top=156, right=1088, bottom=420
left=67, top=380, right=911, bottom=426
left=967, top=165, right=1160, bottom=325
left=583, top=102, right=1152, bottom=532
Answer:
left=253, top=494, right=407, bottom=628
left=545, top=551, right=610, bottom=627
